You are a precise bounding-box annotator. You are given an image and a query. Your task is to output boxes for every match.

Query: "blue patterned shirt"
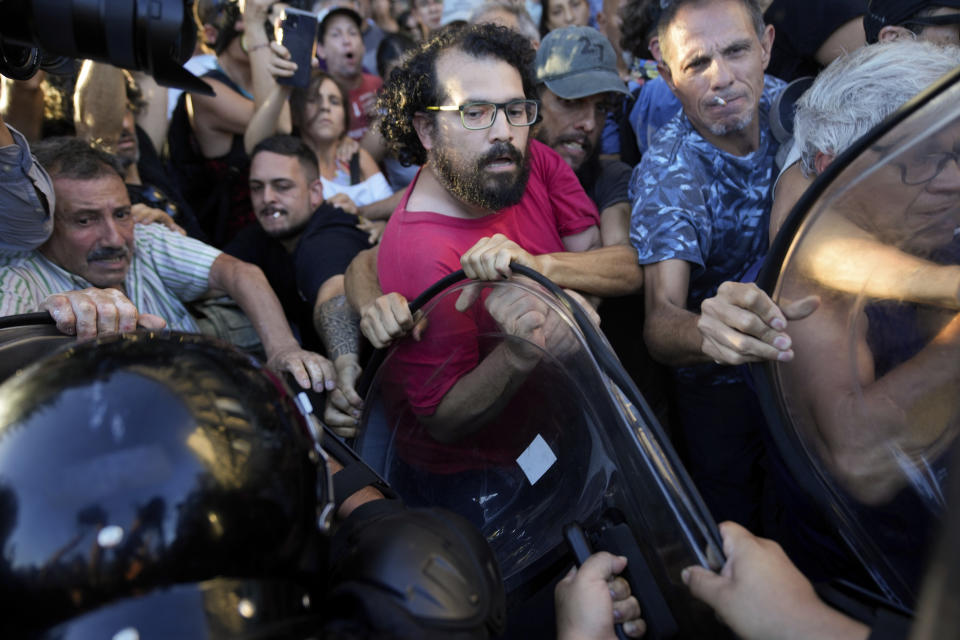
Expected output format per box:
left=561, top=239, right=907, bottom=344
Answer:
left=629, top=75, right=785, bottom=383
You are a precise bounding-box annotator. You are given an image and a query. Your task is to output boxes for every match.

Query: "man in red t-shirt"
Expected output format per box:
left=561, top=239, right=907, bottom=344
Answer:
left=317, top=7, right=383, bottom=140
left=344, top=24, right=641, bottom=464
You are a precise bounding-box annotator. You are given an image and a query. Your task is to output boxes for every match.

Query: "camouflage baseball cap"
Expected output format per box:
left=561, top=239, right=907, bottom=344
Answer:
left=535, top=26, right=629, bottom=99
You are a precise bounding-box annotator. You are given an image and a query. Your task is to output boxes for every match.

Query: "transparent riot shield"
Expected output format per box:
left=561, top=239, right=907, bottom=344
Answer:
left=0, top=312, right=72, bottom=383
left=753, top=67, right=960, bottom=610
left=354, top=268, right=727, bottom=638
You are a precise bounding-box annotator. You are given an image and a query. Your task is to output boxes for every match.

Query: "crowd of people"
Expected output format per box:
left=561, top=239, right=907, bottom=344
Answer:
left=1, top=0, right=960, bottom=636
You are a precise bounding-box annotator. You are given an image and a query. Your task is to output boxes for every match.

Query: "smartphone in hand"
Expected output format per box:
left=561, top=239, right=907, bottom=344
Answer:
left=275, top=7, right=317, bottom=88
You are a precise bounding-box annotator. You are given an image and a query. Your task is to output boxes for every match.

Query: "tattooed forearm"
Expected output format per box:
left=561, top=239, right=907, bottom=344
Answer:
left=316, top=294, right=360, bottom=360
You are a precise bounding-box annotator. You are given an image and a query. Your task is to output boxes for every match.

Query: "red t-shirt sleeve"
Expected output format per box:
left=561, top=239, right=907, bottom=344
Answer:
left=530, top=141, right=600, bottom=238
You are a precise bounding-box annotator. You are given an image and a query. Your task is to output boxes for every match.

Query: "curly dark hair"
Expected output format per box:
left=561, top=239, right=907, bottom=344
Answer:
left=377, top=22, right=538, bottom=167
left=619, top=0, right=662, bottom=60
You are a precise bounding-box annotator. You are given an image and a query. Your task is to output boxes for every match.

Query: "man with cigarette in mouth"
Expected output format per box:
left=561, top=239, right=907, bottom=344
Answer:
left=627, top=0, right=785, bottom=530
left=226, top=135, right=370, bottom=433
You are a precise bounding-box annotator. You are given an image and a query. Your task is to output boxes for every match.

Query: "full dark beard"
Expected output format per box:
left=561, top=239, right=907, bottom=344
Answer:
left=432, top=140, right=531, bottom=211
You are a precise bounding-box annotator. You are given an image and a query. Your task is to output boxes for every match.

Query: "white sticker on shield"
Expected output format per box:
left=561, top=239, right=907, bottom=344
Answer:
left=516, top=434, right=557, bottom=485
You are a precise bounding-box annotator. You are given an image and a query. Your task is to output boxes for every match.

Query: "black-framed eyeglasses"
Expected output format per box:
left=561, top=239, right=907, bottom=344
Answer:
left=902, top=12, right=960, bottom=31
left=897, top=147, right=960, bottom=186
left=426, top=99, right=540, bottom=130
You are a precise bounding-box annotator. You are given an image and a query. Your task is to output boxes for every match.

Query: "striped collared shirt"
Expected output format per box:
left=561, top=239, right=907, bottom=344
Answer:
left=0, top=224, right=221, bottom=332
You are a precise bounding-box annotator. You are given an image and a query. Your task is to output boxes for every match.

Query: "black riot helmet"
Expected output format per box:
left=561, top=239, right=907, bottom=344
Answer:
left=326, top=502, right=507, bottom=640
left=0, top=332, right=332, bottom=638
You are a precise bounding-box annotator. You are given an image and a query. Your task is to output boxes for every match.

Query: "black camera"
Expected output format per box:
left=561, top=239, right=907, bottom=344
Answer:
left=0, top=0, right=212, bottom=94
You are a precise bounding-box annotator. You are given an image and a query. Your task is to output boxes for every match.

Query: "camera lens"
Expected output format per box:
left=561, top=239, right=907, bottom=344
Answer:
left=0, top=0, right=212, bottom=94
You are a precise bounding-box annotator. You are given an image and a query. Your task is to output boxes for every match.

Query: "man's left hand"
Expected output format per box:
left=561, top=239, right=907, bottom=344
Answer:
left=460, top=233, right=543, bottom=281
left=267, top=345, right=337, bottom=393
left=682, top=521, right=868, bottom=640
left=323, top=354, right=364, bottom=437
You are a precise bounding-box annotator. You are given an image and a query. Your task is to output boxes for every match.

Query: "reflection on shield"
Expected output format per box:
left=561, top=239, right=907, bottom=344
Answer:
left=754, top=68, right=960, bottom=611
left=355, top=270, right=728, bottom=638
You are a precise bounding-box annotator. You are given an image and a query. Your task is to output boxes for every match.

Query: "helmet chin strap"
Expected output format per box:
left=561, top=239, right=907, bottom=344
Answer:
left=294, top=391, right=338, bottom=533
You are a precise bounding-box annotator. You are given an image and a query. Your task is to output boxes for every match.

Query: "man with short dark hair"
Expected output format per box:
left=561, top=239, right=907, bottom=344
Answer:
left=629, top=0, right=783, bottom=528
left=226, top=135, right=370, bottom=431
left=0, top=138, right=335, bottom=393
left=864, top=0, right=960, bottom=44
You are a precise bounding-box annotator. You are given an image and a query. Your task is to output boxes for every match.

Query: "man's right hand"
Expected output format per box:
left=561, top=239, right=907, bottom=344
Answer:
left=698, top=282, right=819, bottom=365
left=266, top=42, right=298, bottom=80
left=41, top=287, right=166, bottom=340
left=556, top=552, right=645, bottom=640
left=359, top=292, right=425, bottom=349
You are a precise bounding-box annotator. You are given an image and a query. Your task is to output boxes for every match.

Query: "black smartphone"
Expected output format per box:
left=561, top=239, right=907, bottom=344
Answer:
left=275, top=7, right=317, bottom=89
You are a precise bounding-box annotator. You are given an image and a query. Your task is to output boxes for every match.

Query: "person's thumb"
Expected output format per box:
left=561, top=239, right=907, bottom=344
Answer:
left=782, top=294, right=820, bottom=321
left=455, top=285, right=481, bottom=312
left=682, top=565, right=726, bottom=608
left=137, top=313, right=168, bottom=330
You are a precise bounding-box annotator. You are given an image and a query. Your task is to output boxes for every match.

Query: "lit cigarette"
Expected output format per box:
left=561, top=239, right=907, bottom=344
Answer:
left=710, top=96, right=727, bottom=106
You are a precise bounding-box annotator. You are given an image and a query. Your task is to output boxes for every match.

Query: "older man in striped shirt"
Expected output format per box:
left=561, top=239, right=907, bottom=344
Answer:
left=0, top=138, right=335, bottom=393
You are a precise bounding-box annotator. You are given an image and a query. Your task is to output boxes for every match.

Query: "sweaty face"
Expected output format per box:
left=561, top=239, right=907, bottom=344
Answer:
left=302, top=78, right=348, bottom=143
left=249, top=151, right=321, bottom=241
left=426, top=51, right=532, bottom=211
left=660, top=0, right=772, bottom=150
left=320, top=15, right=364, bottom=79
left=545, top=0, right=591, bottom=32
left=535, top=88, right=607, bottom=172
left=42, top=174, right=135, bottom=289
